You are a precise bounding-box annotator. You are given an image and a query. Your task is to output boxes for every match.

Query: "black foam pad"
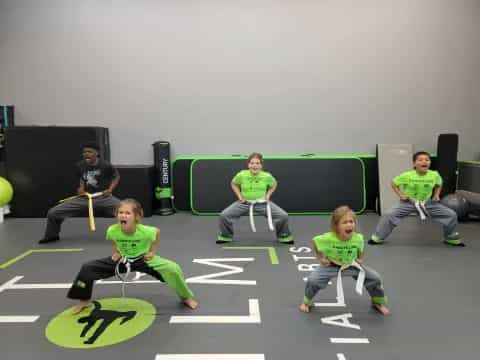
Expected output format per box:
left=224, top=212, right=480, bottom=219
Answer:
left=362, top=156, right=378, bottom=212
left=172, top=158, right=193, bottom=211
left=436, top=133, right=459, bottom=196
left=114, top=165, right=155, bottom=217
left=173, top=155, right=377, bottom=213
left=458, top=162, right=480, bottom=193
left=190, top=157, right=366, bottom=214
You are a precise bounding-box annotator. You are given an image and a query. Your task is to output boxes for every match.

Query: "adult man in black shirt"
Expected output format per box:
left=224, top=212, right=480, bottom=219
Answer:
left=38, top=142, right=120, bottom=244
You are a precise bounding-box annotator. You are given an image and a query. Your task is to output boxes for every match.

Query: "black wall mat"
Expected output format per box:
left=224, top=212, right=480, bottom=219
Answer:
left=152, top=141, right=174, bottom=215
left=436, top=133, right=459, bottom=196
left=115, top=165, right=155, bottom=217
left=173, top=155, right=377, bottom=213
left=172, top=158, right=193, bottom=211
left=190, top=157, right=366, bottom=214
left=5, top=126, right=110, bottom=217
left=458, top=161, right=480, bottom=193
left=362, top=156, right=378, bottom=212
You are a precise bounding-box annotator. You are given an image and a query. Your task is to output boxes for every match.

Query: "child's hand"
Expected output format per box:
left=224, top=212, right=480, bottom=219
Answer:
left=111, top=252, right=122, bottom=262
left=399, top=194, right=409, bottom=201
left=432, top=195, right=440, bottom=201
left=320, top=258, right=331, bottom=267
left=144, top=252, right=155, bottom=261
left=356, top=258, right=364, bottom=265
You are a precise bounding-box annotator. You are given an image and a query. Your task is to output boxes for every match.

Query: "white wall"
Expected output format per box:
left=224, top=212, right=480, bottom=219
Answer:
left=1, top=0, right=479, bottom=163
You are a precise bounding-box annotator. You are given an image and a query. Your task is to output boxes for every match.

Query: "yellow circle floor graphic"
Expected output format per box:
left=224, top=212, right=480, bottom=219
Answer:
left=45, top=298, right=156, bottom=348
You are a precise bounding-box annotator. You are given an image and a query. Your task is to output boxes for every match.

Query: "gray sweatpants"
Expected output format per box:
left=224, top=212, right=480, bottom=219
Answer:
left=304, top=263, right=386, bottom=304
left=373, top=200, right=458, bottom=240
left=218, top=201, right=291, bottom=239
left=44, top=194, right=120, bottom=238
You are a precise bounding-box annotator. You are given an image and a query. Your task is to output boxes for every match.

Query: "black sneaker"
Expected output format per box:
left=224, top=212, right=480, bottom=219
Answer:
left=38, top=235, right=60, bottom=244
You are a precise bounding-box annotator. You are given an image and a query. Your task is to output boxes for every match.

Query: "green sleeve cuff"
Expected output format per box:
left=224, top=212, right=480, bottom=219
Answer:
left=372, top=296, right=387, bottom=305
left=303, top=296, right=313, bottom=306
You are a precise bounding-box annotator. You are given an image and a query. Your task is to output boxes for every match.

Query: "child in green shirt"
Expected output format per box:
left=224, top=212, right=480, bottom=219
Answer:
left=300, top=206, right=389, bottom=315
left=217, top=152, right=293, bottom=244
left=369, top=151, right=464, bottom=246
left=67, top=198, right=197, bottom=314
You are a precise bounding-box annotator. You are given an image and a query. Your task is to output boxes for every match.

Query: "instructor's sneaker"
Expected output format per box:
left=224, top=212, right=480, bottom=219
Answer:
left=216, top=235, right=233, bottom=244
left=38, top=235, right=60, bottom=244
left=277, top=235, right=294, bottom=244
left=368, top=234, right=384, bottom=245
left=443, top=232, right=465, bottom=247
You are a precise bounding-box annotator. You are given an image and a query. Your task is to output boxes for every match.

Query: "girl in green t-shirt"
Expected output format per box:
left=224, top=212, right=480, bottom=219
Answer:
left=67, top=198, right=197, bottom=314
left=300, top=206, right=390, bottom=316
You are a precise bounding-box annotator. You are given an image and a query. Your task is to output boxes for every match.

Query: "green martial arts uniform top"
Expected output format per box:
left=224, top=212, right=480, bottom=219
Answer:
left=106, top=224, right=157, bottom=258
left=393, top=169, right=442, bottom=201
left=313, top=231, right=364, bottom=265
left=232, top=170, right=275, bottom=201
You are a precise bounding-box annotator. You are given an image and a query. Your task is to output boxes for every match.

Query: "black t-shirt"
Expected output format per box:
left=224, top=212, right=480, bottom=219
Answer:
left=76, top=159, right=119, bottom=193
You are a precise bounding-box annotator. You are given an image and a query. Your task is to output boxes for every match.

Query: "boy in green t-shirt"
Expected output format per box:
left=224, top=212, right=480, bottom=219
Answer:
left=369, top=151, right=464, bottom=246
left=216, top=152, right=293, bottom=244
left=67, top=198, right=197, bottom=314
left=300, top=206, right=389, bottom=315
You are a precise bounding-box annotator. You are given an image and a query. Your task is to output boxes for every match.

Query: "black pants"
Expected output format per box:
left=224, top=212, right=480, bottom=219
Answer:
left=67, top=257, right=164, bottom=300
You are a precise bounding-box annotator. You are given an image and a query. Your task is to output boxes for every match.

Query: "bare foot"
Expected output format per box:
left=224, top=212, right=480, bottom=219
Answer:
left=299, top=303, right=310, bottom=313
left=72, top=300, right=92, bottom=315
left=182, top=298, right=198, bottom=309
left=372, top=303, right=390, bottom=316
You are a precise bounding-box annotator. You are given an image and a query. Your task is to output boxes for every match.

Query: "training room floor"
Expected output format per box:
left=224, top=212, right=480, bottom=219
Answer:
left=0, top=212, right=478, bottom=360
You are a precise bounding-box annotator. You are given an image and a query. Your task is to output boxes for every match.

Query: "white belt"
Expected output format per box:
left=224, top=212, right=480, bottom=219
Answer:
left=246, top=199, right=274, bottom=232
left=115, top=255, right=143, bottom=297
left=413, top=200, right=429, bottom=220
left=335, top=261, right=366, bottom=305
